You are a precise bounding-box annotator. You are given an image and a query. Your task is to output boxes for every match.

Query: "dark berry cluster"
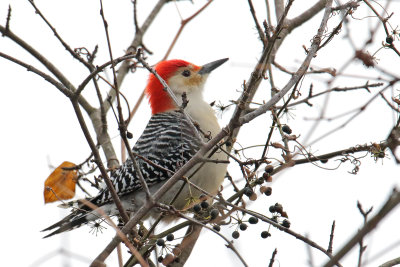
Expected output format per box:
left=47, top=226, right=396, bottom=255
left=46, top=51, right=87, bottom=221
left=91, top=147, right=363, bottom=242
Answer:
left=155, top=235, right=180, bottom=266
left=243, top=187, right=254, bottom=198
left=228, top=215, right=261, bottom=239
left=269, top=203, right=290, bottom=228
left=260, top=186, right=272, bottom=196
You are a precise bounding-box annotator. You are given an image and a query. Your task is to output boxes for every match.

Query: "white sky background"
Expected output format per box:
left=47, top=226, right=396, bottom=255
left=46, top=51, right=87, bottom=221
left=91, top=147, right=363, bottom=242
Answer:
left=0, top=0, right=400, bottom=266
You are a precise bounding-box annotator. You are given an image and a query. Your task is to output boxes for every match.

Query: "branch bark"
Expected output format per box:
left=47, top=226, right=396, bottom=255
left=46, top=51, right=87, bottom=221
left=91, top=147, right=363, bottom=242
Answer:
left=92, top=1, right=334, bottom=263
left=323, top=188, right=400, bottom=267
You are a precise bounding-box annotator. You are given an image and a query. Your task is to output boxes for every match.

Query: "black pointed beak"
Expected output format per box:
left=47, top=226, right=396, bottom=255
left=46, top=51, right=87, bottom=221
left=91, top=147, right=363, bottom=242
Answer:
left=198, top=58, right=229, bottom=75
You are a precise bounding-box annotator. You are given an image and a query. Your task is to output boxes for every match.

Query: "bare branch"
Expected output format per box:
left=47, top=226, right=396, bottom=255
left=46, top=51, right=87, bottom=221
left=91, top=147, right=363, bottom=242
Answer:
left=27, top=0, right=93, bottom=68
left=379, top=257, right=400, bottom=267
left=247, top=0, right=266, bottom=44
left=163, top=0, right=214, bottom=60
left=0, top=51, right=71, bottom=97
left=323, top=188, right=400, bottom=267
left=268, top=248, right=278, bottom=267
left=240, top=0, right=334, bottom=124
left=327, top=220, right=336, bottom=254
left=70, top=99, right=130, bottom=227
left=0, top=25, right=94, bottom=112
left=103, top=0, right=168, bottom=113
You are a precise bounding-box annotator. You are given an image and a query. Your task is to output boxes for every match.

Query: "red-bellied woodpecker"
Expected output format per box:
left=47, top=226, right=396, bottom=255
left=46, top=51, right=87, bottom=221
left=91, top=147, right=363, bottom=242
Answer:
left=42, top=58, right=229, bottom=237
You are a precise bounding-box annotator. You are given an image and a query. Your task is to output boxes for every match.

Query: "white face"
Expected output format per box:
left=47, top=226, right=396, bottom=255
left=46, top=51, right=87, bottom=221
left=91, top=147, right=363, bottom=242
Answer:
left=167, top=66, right=208, bottom=97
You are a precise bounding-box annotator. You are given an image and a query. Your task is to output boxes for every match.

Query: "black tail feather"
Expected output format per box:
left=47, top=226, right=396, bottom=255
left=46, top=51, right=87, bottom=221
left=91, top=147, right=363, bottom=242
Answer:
left=42, top=211, right=90, bottom=238
left=42, top=191, right=108, bottom=238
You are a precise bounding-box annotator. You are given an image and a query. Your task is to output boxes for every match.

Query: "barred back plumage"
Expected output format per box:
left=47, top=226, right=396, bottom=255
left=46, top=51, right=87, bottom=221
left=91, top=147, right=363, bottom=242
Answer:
left=42, top=58, right=229, bottom=239
left=42, top=110, right=202, bottom=237
left=93, top=110, right=201, bottom=205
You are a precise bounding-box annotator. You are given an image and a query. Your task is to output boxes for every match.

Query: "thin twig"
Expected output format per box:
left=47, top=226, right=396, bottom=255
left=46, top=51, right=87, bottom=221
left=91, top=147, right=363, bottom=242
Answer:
left=92, top=1, right=336, bottom=263
left=356, top=201, right=373, bottom=267
left=323, top=188, right=400, bottom=267
left=362, top=0, right=400, bottom=56
left=5, top=5, right=11, bottom=33
left=379, top=257, right=400, bottom=267
left=80, top=199, right=148, bottom=267
left=103, top=0, right=168, bottom=113
left=99, top=0, right=152, bottom=202
left=280, top=82, right=383, bottom=109
left=268, top=248, right=278, bottom=267
left=0, top=51, right=71, bottom=97
left=163, top=0, right=214, bottom=60
left=27, top=0, right=92, bottom=68
left=247, top=0, right=266, bottom=44
left=327, top=221, right=336, bottom=254
left=171, top=208, right=249, bottom=267
left=239, top=0, right=332, bottom=124
left=70, top=99, right=130, bottom=226
left=308, top=82, right=398, bottom=145
left=0, top=25, right=93, bottom=111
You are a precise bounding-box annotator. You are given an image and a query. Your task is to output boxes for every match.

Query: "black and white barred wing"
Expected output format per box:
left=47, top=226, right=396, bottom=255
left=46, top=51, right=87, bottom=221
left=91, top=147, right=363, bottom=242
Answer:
left=42, top=111, right=201, bottom=237
left=94, top=111, right=201, bottom=204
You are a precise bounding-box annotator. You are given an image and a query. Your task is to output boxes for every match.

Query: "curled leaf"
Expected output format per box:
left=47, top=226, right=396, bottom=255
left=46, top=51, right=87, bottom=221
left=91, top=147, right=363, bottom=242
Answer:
left=44, top=161, right=78, bottom=204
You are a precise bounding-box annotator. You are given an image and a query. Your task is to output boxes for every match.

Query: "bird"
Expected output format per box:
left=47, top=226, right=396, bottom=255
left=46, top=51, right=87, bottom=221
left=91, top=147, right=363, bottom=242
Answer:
left=42, top=58, right=229, bottom=238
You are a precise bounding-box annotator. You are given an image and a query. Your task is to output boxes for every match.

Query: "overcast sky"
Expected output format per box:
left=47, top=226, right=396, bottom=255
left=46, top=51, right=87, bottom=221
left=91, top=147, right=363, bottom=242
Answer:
left=1, top=0, right=400, bottom=266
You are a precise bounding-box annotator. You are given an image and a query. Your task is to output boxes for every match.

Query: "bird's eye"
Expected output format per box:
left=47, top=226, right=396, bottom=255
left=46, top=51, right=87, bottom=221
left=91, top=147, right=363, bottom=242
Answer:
left=182, top=70, right=191, bottom=77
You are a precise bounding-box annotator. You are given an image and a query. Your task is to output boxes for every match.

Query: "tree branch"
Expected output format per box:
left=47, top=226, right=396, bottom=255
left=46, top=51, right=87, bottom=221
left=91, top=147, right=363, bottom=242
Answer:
left=323, top=188, right=400, bottom=267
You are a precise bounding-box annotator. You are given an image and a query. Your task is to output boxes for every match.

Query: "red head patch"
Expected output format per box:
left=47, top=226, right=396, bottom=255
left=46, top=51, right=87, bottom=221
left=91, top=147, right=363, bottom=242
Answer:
left=145, top=59, right=193, bottom=114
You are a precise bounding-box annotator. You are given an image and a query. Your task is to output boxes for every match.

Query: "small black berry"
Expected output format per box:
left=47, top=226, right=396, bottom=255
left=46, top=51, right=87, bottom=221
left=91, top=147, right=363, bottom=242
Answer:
left=264, top=187, right=272, bottom=196
left=255, top=178, right=264, bottom=185
left=166, top=233, right=174, bottom=241
left=282, top=125, right=292, bottom=134
left=158, top=256, right=164, bottom=263
left=210, top=209, right=219, bottom=220
left=193, top=204, right=201, bottom=213
left=232, top=231, right=240, bottom=239
left=320, top=158, right=328, bottom=164
left=261, top=231, right=271, bottom=239
left=156, top=238, right=165, bottom=247
left=126, top=131, right=133, bottom=139
left=274, top=203, right=283, bottom=213
left=239, top=223, right=248, bottom=231
left=386, top=36, right=394, bottom=44
left=249, top=217, right=259, bottom=224
left=200, top=201, right=209, bottom=209
left=213, top=225, right=221, bottom=232
left=243, top=187, right=253, bottom=197
left=264, top=165, right=274, bottom=174
left=269, top=205, right=276, bottom=213
left=282, top=219, right=291, bottom=228
left=249, top=192, right=257, bottom=201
